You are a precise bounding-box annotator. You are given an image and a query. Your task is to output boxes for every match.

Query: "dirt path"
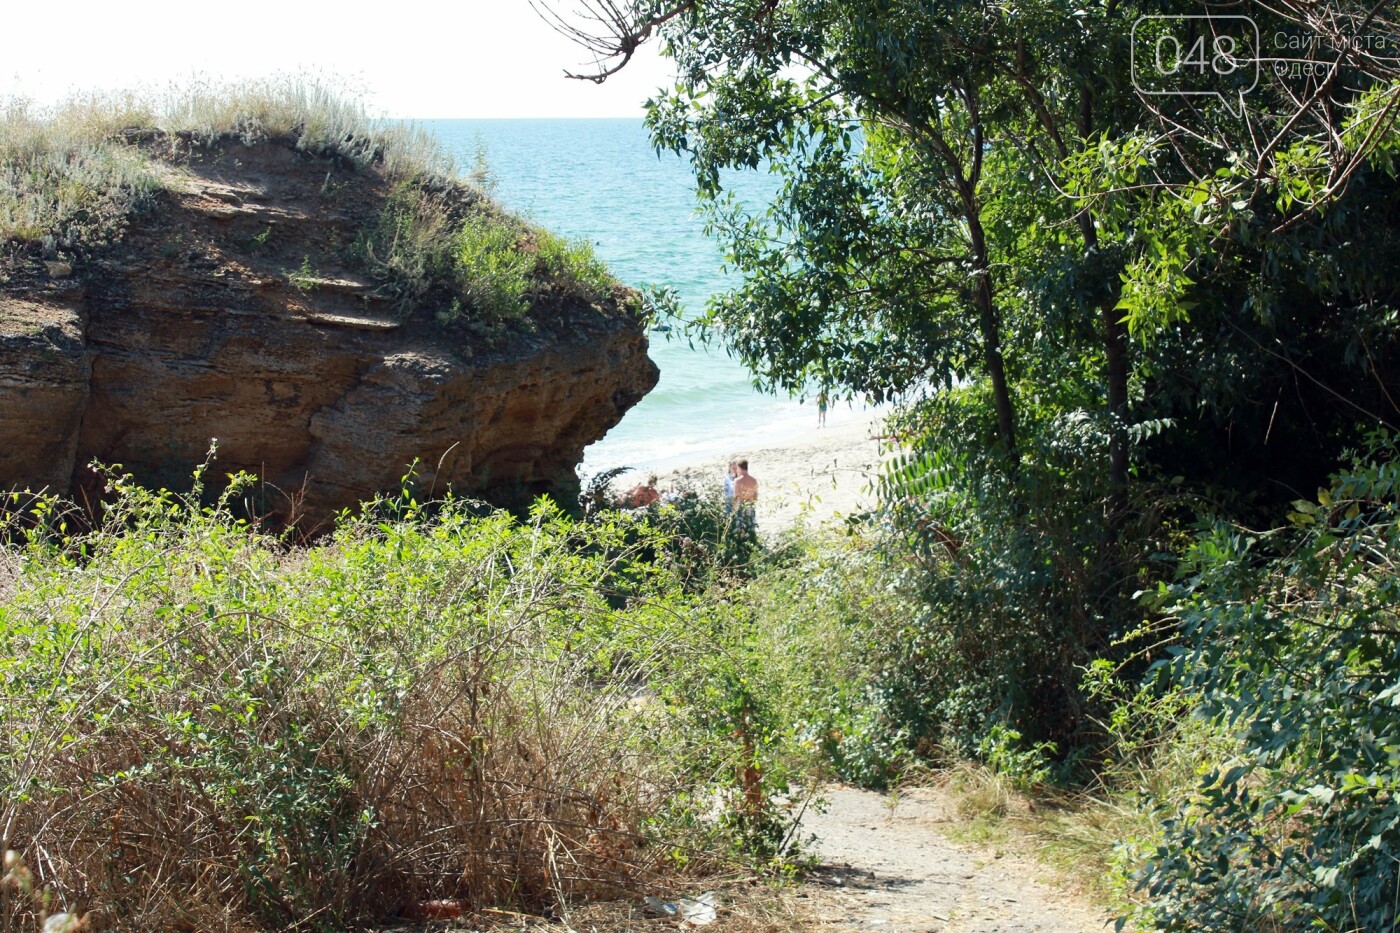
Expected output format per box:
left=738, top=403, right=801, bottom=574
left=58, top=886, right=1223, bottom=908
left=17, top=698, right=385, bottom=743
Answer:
left=797, top=786, right=1111, bottom=932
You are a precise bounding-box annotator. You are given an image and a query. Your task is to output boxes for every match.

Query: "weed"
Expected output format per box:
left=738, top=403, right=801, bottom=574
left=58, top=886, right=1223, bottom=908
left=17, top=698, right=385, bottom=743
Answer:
left=349, top=179, right=460, bottom=309
left=535, top=228, right=615, bottom=304
left=454, top=213, right=532, bottom=319
left=0, top=468, right=812, bottom=930
left=287, top=255, right=317, bottom=292
left=157, top=231, right=185, bottom=258
left=468, top=138, right=496, bottom=192
left=319, top=173, right=345, bottom=199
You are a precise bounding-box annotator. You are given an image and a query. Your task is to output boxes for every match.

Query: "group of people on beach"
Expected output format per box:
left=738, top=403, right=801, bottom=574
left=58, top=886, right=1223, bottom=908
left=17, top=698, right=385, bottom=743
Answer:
left=616, top=458, right=759, bottom=530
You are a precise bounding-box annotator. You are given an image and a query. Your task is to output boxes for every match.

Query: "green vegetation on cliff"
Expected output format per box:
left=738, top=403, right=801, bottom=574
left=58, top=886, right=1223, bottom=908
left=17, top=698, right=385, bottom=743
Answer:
left=0, top=81, right=622, bottom=326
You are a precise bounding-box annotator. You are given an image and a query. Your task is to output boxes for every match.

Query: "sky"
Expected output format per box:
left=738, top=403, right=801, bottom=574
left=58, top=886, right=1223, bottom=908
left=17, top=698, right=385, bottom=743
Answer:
left=2, top=0, right=673, bottom=118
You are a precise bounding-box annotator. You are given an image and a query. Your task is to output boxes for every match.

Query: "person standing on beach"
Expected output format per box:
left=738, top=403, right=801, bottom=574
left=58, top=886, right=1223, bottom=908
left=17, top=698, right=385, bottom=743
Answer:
left=817, top=388, right=828, bottom=427
left=723, top=460, right=738, bottom=512
left=732, top=460, right=758, bottom=531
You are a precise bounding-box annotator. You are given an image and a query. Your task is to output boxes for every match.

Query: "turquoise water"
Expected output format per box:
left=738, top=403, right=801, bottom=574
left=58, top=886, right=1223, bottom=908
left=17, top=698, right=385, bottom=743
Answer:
left=424, top=118, right=865, bottom=476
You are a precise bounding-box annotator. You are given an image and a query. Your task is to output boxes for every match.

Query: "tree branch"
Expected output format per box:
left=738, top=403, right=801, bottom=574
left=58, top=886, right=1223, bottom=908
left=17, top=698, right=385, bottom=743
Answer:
left=531, top=0, right=697, bottom=82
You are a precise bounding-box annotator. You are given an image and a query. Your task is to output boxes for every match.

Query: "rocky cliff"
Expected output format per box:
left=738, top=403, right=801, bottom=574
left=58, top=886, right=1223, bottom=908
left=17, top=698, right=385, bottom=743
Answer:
left=0, top=136, right=658, bottom=527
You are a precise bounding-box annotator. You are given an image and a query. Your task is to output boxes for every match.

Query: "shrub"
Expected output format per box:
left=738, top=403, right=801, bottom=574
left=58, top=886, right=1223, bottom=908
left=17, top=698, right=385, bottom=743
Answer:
left=0, top=468, right=804, bottom=931
left=868, top=392, right=1185, bottom=764
left=350, top=179, right=462, bottom=309
left=872, top=442, right=1112, bottom=758
left=535, top=229, right=614, bottom=304
left=1133, top=439, right=1400, bottom=931
left=644, top=486, right=763, bottom=589
left=736, top=532, right=914, bottom=790
left=453, top=214, right=533, bottom=320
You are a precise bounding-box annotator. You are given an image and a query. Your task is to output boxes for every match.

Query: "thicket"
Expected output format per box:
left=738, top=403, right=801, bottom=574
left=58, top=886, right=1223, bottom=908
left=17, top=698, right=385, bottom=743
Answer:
left=1129, top=445, right=1400, bottom=931
left=0, top=469, right=826, bottom=932
left=537, top=0, right=1400, bottom=927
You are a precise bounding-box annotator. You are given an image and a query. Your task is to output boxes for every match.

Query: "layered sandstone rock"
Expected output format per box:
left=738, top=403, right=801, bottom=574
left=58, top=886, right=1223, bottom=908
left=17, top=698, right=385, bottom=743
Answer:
left=0, top=138, right=657, bottom=526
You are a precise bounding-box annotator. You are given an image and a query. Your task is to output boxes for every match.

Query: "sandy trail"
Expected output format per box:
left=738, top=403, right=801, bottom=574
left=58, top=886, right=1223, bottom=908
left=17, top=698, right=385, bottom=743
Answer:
left=656, top=426, right=1109, bottom=931
left=798, top=786, right=1110, bottom=933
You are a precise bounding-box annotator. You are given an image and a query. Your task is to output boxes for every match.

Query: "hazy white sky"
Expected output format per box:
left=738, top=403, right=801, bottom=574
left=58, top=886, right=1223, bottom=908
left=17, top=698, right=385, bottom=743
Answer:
left=2, top=0, right=673, bottom=118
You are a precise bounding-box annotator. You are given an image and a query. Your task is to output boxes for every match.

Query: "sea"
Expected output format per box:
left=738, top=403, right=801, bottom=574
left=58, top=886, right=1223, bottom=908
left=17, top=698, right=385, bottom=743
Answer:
left=423, top=118, right=876, bottom=479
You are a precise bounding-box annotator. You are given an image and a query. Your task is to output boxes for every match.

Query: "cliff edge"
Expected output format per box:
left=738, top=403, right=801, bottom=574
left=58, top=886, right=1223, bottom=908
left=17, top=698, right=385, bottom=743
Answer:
left=0, top=129, right=658, bottom=526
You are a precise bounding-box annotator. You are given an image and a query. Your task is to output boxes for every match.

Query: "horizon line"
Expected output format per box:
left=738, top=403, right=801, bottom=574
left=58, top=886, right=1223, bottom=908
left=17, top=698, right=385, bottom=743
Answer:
left=399, top=114, right=648, bottom=121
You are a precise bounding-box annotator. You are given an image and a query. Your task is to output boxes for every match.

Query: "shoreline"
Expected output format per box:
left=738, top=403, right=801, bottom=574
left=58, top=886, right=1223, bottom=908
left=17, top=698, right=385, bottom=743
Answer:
left=582, top=401, right=892, bottom=484
left=632, top=414, right=900, bottom=532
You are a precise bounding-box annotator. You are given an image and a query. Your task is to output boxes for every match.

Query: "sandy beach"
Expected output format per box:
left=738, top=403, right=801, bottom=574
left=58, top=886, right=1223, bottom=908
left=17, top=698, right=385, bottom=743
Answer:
left=621, top=414, right=901, bottom=533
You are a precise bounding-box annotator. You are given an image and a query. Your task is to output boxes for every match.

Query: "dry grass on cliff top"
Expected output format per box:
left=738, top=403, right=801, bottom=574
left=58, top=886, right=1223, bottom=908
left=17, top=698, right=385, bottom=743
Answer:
left=1, top=79, right=627, bottom=326
left=0, top=79, right=456, bottom=253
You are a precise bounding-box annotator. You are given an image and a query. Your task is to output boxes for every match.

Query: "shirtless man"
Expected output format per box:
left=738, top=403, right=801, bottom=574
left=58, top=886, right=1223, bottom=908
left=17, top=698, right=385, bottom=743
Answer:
left=733, top=459, right=756, bottom=501
left=622, top=475, right=661, bottom=508
left=732, top=460, right=758, bottom=506
left=731, top=460, right=758, bottom=532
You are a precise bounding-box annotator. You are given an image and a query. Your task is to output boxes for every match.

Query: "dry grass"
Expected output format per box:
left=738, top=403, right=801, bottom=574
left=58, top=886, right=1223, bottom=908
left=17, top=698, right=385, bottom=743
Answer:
left=157, top=78, right=455, bottom=180
left=0, top=79, right=456, bottom=254
left=910, top=709, right=1231, bottom=930
left=0, top=477, right=768, bottom=932
left=449, top=883, right=816, bottom=931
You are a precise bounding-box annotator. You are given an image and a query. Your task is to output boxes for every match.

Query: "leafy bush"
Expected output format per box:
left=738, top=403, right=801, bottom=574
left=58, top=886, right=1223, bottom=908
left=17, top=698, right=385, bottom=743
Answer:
left=642, top=486, right=762, bottom=590
left=977, top=725, right=1056, bottom=792
left=535, top=229, right=614, bottom=304
left=735, top=533, right=913, bottom=790
left=453, top=214, right=533, bottom=319
left=1134, top=441, right=1400, bottom=931
left=0, top=467, right=808, bottom=931
left=575, top=480, right=763, bottom=592
left=870, top=412, right=1131, bottom=759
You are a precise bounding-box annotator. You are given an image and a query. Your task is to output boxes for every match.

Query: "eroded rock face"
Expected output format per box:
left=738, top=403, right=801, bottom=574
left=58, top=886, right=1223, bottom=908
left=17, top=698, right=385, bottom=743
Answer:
left=0, top=300, right=88, bottom=493
left=0, top=139, right=657, bottom=526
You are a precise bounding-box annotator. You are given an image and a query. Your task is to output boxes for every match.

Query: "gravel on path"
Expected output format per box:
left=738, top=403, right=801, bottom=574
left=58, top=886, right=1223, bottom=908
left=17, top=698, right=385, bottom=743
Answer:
left=798, top=785, right=1112, bottom=933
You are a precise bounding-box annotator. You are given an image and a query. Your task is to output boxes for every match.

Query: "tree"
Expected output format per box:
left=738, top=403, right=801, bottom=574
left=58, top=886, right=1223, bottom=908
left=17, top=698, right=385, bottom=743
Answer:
left=538, top=0, right=1150, bottom=524
left=539, top=0, right=1400, bottom=746
left=538, top=0, right=1400, bottom=472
